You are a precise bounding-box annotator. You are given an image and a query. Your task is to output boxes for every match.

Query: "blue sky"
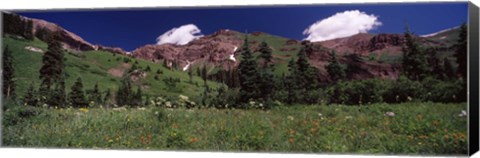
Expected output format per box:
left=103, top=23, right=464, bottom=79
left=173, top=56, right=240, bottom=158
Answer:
left=18, top=2, right=468, bottom=51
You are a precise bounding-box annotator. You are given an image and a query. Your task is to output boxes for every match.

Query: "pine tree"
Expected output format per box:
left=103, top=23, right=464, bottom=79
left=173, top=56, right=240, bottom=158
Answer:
left=188, top=67, right=193, bottom=83
left=201, top=64, right=208, bottom=84
left=237, top=36, right=259, bottom=104
left=259, top=41, right=273, bottom=67
left=145, top=65, right=151, bottom=72
left=69, top=77, right=88, bottom=108
left=23, top=82, right=38, bottom=106
left=48, top=77, right=67, bottom=107
left=402, top=26, right=429, bottom=81
left=3, top=46, right=16, bottom=99
left=426, top=47, right=444, bottom=80
left=326, top=50, right=346, bottom=82
left=103, top=88, right=113, bottom=108
left=88, top=83, right=102, bottom=105
left=285, top=58, right=298, bottom=104
left=443, top=58, right=456, bottom=80
left=132, top=86, right=143, bottom=107
left=116, top=78, right=133, bottom=106
left=454, top=23, right=467, bottom=80
left=39, top=30, right=65, bottom=90
left=257, top=41, right=274, bottom=104
left=24, top=19, right=34, bottom=40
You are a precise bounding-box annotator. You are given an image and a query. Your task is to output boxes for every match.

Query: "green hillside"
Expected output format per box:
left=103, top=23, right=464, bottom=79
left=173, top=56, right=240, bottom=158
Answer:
left=3, top=35, right=222, bottom=103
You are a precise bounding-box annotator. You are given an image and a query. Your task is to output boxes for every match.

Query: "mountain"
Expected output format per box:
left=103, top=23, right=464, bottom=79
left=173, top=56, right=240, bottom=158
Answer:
left=4, top=12, right=462, bottom=83
left=4, top=12, right=128, bottom=55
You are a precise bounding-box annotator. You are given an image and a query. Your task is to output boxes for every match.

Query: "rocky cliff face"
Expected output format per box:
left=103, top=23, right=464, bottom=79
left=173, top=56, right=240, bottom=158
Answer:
left=132, top=29, right=243, bottom=69
left=24, top=17, right=96, bottom=51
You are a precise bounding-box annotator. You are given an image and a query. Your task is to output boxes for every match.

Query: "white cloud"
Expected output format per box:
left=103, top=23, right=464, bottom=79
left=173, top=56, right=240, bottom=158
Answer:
left=156, top=24, right=203, bottom=45
left=303, top=10, right=382, bottom=42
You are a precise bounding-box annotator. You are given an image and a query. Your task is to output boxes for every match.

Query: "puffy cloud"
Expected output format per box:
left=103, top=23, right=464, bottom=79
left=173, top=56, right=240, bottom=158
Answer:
left=156, top=24, right=203, bottom=45
left=303, top=10, right=382, bottom=42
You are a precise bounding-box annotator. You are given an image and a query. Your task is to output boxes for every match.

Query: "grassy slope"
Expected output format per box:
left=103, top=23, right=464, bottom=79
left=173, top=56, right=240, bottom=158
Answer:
left=2, top=102, right=467, bottom=154
left=3, top=36, right=221, bottom=102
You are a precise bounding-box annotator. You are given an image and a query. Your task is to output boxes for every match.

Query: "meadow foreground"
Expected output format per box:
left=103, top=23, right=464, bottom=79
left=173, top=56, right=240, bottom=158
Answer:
left=2, top=102, right=467, bottom=155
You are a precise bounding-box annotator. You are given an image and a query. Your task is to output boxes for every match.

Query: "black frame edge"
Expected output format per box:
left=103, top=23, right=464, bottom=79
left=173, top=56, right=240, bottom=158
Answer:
left=468, top=1, right=479, bottom=156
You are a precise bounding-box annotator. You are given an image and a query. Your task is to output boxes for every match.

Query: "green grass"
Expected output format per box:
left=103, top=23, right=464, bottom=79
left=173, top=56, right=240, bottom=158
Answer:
left=3, top=36, right=221, bottom=101
left=2, top=102, right=467, bottom=155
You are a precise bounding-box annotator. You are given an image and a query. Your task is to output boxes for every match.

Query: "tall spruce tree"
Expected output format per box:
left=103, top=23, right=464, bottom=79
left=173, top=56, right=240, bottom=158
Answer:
left=285, top=58, right=298, bottom=104
left=116, top=78, right=133, bottom=106
left=426, top=47, right=444, bottom=80
left=326, top=50, right=346, bottom=82
left=257, top=41, right=274, bottom=104
left=69, top=77, right=88, bottom=108
left=48, top=77, right=67, bottom=107
left=23, top=82, right=38, bottom=106
left=237, top=36, right=259, bottom=104
left=39, top=31, right=65, bottom=90
left=3, top=46, right=16, bottom=99
left=402, top=26, right=429, bottom=81
left=24, top=19, right=34, bottom=40
left=132, top=86, right=143, bottom=107
left=103, top=88, right=113, bottom=108
left=454, top=23, right=467, bottom=80
left=88, top=83, right=102, bottom=105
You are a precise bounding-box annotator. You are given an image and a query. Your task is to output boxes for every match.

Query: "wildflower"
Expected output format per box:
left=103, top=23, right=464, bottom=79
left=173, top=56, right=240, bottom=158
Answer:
left=289, top=138, right=294, bottom=143
left=416, top=114, right=423, bottom=121
left=287, top=115, right=294, bottom=121
left=189, top=137, right=199, bottom=144
left=384, top=112, right=395, bottom=117
left=79, top=108, right=89, bottom=113
left=318, top=113, right=322, bottom=117
left=289, top=129, right=295, bottom=135
left=458, top=110, right=467, bottom=117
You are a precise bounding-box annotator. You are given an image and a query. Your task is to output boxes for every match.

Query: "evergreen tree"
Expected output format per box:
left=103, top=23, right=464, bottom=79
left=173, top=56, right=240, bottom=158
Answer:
left=35, top=27, right=49, bottom=41
left=201, top=64, right=208, bottom=84
left=285, top=58, right=298, bottom=104
left=443, top=58, right=456, bottom=80
left=3, top=46, right=16, bottom=99
left=188, top=67, right=193, bottom=83
left=425, top=47, right=445, bottom=80
left=258, top=41, right=273, bottom=67
left=69, top=77, right=88, bottom=108
left=257, top=41, right=274, bottom=104
left=24, top=19, right=34, bottom=40
left=116, top=78, right=133, bottom=106
left=132, top=86, right=143, bottom=107
left=145, top=65, right=151, bottom=72
left=402, top=26, right=429, bottom=81
left=237, top=36, right=259, bottom=104
left=88, top=83, right=102, bottom=105
left=326, top=50, right=346, bottom=82
left=454, top=23, right=467, bottom=80
left=39, top=31, right=65, bottom=90
left=103, top=88, right=113, bottom=108
left=23, top=82, right=38, bottom=106
left=48, top=77, right=67, bottom=107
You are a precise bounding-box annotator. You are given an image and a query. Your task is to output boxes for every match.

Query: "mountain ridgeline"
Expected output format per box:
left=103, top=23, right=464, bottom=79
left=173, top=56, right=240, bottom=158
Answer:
left=2, top=12, right=467, bottom=108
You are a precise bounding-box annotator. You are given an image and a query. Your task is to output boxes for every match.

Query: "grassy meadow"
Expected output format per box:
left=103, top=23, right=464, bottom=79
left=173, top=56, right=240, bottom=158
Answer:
left=2, top=102, right=467, bottom=155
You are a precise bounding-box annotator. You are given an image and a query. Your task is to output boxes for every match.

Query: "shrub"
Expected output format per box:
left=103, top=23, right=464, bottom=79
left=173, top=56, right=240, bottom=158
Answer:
left=327, top=78, right=390, bottom=105
left=384, top=75, right=423, bottom=103
left=421, top=77, right=464, bottom=103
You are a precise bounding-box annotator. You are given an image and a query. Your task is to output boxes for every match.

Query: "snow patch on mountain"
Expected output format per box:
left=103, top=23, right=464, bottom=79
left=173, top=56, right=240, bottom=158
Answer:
left=156, top=24, right=204, bottom=45
left=420, top=26, right=459, bottom=38
left=229, top=46, right=238, bottom=62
